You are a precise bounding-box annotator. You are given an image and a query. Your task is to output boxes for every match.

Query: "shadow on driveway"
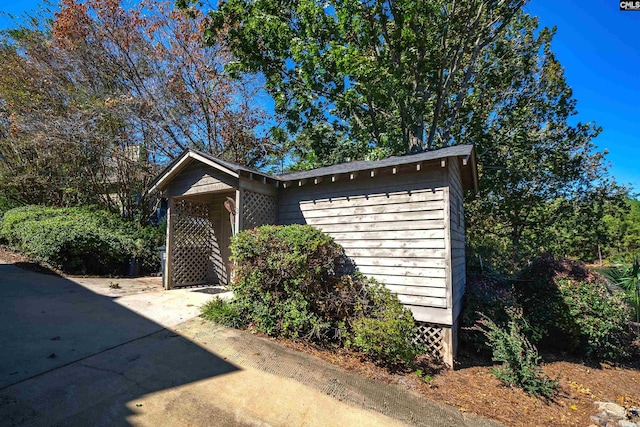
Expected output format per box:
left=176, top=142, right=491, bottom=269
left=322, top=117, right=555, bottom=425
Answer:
left=0, top=264, right=239, bottom=426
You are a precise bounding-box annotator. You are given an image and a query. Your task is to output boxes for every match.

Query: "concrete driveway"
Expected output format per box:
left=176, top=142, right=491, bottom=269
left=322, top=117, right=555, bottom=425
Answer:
left=0, top=262, right=228, bottom=389
left=0, top=261, right=500, bottom=427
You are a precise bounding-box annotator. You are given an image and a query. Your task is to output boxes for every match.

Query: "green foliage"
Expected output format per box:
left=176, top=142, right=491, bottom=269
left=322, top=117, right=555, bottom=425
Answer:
left=205, top=0, right=525, bottom=160
left=462, top=255, right=633, bottom=364
left=516, top=256, right=633, bottom=361
left=414, top=369, right=433, bottom=383
left=0, top=196, right=19, bottom=218
left=597, top=259, right=640, bottom=333
left=464, top=11, right=618, bottom=271
left=460, top=274, right=521, bottom=352
left=474, top=309, right=558, bottom=398
left=604, top=199, right=640, bottom=262
left=134, top=221, right=167, bottom=274
left=0, top=205, right=163, bottom=275
left=201, top=297, right=246, bottom=329
left=203, top=0, right=620, bottom=273
left=350, top=281, right=418, bottom=365
left=209, top=224, right=418, bottom=366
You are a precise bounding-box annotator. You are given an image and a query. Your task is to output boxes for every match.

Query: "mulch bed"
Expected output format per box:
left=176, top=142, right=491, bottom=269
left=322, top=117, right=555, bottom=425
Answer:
left=275, top=338, right=640, bottom=427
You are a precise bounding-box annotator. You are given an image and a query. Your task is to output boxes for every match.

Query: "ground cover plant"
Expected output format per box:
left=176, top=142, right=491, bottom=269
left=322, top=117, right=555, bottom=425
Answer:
left=460, top=254, right=635, bottom=404
left=202, top=224, right=418, bottom=366
left=0, top=205, right=164, bottom=275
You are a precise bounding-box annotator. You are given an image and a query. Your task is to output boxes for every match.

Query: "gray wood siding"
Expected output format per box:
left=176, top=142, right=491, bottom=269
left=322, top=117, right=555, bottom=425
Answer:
left=164, top=161, right=237, bottom=198
left=278, top=166, right=448, bottom=310
left=448, top=159, right=466, bottom=320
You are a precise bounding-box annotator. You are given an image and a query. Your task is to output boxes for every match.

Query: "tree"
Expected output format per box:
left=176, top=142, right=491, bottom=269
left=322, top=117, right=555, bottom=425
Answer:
left=201, top=0, right=525, bottom=163
left=0, top=0, right=277, bottom=221
left=463, top=13, right=618, bottom=268
left=195, top=1, right=618, bottom=269
left=603, top=197, right=640, bottom=261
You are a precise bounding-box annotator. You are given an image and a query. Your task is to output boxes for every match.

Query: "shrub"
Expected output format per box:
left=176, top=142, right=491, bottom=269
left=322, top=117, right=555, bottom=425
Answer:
left=0, top=196, right=19, bottom=219
left=0, top=205, right=163, bottom=275
left=229, top=224, right=348, bottom=340
left=201, top=297, right=245, bottom=329
left=212, top=224, right=418, bottom=366
left=516, top=255, right=633, bottom=361
left=555, top=276, right=632, bottom=360
left=460, top=274, right=520, bottom=352
left=474, top=309, right=558, bottom=398
left=600, top=259, right=640, bottom=327
left=350, top=280, right=417, bottom=365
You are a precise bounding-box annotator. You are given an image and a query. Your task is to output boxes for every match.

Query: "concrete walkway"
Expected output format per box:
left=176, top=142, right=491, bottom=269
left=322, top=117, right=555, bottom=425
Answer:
left=0, top=262, right=229, bottom=389
left=0, top=261, right=501, bottom=427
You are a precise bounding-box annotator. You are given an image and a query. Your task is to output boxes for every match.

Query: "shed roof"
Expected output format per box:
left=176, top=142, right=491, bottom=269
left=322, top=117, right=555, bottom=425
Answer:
left=278, top=144, right=475, bottom=182
left=149, top=144, right=478, bottom=193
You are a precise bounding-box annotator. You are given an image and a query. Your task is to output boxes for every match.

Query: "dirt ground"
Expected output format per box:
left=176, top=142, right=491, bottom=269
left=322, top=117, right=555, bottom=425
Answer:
left=278, top=338, right=640, bottom=427
left=0, top=246, right=31, bottom=264
left=0, top=246, right=61, bottom=275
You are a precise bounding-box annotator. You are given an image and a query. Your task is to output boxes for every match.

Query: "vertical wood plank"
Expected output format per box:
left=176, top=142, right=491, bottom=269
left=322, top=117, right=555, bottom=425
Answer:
left=164, top=197, right=174, bottom=290
left=235, top=188, right=243, bottom=232
left=443, top=161, right=453, bottom=311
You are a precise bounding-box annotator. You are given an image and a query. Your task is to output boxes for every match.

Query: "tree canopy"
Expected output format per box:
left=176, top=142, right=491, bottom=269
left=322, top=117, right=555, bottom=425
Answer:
left=0, top=0, right=277, bottom=220
left=192, top=0, right=626, bottom=267
left=205, top=0, right=525, bottom=160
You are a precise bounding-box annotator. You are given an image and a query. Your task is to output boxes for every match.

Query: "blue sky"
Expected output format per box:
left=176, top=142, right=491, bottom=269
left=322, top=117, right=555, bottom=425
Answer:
left=2, top=0, right=639, bottom=192
left=524, top=0, right=640, bottom=193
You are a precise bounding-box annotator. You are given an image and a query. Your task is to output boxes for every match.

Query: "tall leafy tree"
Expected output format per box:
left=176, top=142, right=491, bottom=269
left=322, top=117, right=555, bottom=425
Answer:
left=0, top=0, right=277, bottom=220
left=194, top=0, right=619, bottom=268
left=463, top=13, right=619, bottom=267
left=201, top=0, right=525, bottom=162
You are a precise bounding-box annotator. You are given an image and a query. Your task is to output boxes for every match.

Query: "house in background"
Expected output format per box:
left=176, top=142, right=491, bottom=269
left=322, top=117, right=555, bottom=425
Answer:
left=148, top=144, right=478, bottom=365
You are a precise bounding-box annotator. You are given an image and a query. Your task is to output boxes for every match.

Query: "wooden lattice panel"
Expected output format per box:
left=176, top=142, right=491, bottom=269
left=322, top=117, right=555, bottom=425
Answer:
left=413, top=322, right=445, bottom=359
left=242, top=190, right=277, bottom=229
left=170, top=199, right=217, bottom=287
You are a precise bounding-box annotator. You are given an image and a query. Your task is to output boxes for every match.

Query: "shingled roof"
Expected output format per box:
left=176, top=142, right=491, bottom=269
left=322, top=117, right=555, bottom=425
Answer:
left=149, top=144, right=478, bottom=193
left=278, top=144, right=475, bottom=181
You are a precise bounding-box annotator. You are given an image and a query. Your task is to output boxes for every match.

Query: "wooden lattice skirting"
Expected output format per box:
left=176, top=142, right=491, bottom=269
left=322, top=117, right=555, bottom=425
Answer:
left=242, top=190, right=277, bottom=229
left=413, top=322, right=444, bottom=358
left=412, top=321, right=456, bottom=367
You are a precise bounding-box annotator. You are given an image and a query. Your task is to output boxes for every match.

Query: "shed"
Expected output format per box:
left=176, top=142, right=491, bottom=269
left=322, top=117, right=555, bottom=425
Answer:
left=149, top=144, right=478, bottom=365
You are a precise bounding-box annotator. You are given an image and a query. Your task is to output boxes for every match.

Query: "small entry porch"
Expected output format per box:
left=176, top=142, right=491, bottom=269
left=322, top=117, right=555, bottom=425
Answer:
left=148, top=150, right=279, bottom=289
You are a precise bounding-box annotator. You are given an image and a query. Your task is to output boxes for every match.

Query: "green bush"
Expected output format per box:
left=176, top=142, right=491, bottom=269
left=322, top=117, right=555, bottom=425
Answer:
left=230, top=224, right=347, bottom=340
left=474, top=309, right=558, bottom=398
left=0, top=196, right=19, bottom=219
left=516, top=255, right=633, bottom=361
left=210, top=224, right=418, bottom=366
left=460, top=274, right=520, bottom=352
left=201, top=297, right=245, bottom=329
left=600, top=259, right=640, bottom=327
left=350, top=281, right=418, bottom=365
left=555, top=276, right=632, bottom=360
left=0, top=205, right=163, bottom=275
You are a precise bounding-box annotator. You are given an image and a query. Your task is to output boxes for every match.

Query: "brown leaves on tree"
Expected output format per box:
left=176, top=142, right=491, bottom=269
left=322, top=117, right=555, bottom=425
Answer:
left=0, top=0, right=277, bottom=220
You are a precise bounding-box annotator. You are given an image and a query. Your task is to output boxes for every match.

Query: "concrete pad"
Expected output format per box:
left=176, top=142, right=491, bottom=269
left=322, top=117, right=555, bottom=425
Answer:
left=0, top=318, right=500, bottom=427
left=0, top=327, right=407, bottom=427
left=0, top=263, right=229, bottom=389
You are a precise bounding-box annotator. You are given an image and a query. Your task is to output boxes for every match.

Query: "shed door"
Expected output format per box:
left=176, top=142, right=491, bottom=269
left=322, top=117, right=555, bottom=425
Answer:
left=170, top=199, right=219, bottom=287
